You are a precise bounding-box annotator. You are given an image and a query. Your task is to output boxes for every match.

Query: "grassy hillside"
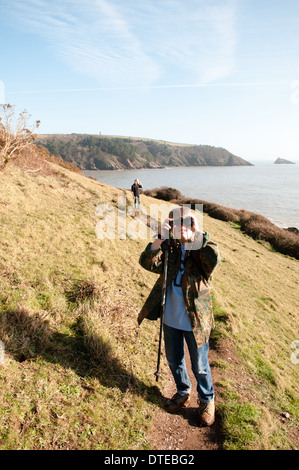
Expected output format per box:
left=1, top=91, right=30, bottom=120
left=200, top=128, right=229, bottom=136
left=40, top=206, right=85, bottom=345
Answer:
left=0, top=151, right=298, bottom=450
left=37, top=134, right=252, bottom=170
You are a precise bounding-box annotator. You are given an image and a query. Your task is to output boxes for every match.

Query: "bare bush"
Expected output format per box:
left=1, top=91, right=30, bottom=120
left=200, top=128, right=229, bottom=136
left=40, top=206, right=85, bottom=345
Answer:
left=240, top=214, right=299, bottom=258
left=65, top=279, right=102, bottom=304
left=0, top=104, right=40, bottom=169
left=143, top=186, right=183, bottom=201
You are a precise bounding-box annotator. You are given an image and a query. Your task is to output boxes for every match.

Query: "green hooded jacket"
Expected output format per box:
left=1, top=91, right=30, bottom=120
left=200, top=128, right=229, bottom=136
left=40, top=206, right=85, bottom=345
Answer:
left=138, top=232, right=221, bottom=347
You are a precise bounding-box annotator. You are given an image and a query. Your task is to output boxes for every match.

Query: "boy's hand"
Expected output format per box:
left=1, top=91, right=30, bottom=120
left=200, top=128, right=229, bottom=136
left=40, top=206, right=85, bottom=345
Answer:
left=161, top=218, right=173, bottom=239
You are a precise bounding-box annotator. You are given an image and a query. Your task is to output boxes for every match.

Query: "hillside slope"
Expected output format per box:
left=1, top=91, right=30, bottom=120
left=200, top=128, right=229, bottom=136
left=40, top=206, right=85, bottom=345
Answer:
left=37, top=134, right=252, bottom=170
left=0, top=155, right=298, bottom=450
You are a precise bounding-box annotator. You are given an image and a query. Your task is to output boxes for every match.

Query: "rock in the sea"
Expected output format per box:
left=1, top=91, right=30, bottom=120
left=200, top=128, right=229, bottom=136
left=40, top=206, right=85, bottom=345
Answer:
left=274, top=157, right=295, bottom=164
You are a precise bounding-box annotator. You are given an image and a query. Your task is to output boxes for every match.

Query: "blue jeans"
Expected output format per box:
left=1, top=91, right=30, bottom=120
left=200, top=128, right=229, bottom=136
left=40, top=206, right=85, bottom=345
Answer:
left=134, top=195, right=140, bottom=208
left=163, top=323, right=214, bottom=403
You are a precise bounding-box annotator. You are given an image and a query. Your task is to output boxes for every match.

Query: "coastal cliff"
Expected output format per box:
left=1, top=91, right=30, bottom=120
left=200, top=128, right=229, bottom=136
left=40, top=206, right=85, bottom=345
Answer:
left=37, top=134, right=252, bottom=170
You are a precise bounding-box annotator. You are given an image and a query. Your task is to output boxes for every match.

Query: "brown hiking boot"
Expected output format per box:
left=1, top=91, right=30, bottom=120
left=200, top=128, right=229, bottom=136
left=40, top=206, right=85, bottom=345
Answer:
left=165, top=393, right=190, bottom=413
left=198, top=399, right=215, bottom=426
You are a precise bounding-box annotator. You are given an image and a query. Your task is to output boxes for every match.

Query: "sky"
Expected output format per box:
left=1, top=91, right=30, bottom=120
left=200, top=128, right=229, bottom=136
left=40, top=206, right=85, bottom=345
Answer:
left=1, top=0, right=299, bottom=162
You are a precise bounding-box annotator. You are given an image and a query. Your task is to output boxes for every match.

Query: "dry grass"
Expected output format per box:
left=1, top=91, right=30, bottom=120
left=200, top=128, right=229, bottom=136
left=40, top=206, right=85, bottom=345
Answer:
left=12, top=145, right=58, bottom=175
left=10, top=143, right=82, bottom=176
left=64, top=279, right=102, bottom=304
left=76, top=287, right=138, bottom=365
left=0, top=160, right=161, bottom=449
left=205, top=213, right=299, bottom=449
left=0, top=162, right=298, bottom=450
left=0, top=306, right=53, bottom=362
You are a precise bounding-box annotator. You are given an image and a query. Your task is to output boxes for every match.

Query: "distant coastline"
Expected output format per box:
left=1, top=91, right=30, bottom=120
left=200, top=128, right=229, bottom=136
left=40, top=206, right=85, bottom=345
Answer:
left=37, top=134, right=253, bottom=170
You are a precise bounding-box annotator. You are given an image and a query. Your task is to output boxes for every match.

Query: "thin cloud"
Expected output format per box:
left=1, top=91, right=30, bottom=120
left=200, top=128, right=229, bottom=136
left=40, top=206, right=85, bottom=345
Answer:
left=120, top=0, right=238, bottom=83
left=9, top=81, right=282, bottom=97
left=5, top=0, right=238, bottom=86
left=6, top=0, right=159, bottom=85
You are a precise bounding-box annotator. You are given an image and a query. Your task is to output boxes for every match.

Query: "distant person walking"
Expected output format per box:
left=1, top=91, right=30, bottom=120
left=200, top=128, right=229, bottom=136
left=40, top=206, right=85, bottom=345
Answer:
left=131, top=179, right=143, bottom=209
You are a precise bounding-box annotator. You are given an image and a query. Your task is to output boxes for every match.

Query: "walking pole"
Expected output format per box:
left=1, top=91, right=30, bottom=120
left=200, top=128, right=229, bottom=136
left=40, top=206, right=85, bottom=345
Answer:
left=154, top=237, right=170, bottom=382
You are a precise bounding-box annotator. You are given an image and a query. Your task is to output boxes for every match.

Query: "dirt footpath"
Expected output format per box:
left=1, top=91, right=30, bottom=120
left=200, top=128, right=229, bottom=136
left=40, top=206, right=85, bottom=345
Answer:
left=148, top=342, right=227, bottom=451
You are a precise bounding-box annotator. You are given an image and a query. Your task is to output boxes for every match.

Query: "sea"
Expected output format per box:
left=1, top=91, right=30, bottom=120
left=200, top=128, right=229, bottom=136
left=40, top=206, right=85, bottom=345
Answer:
left=84, top=162, right=299, bottom=229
